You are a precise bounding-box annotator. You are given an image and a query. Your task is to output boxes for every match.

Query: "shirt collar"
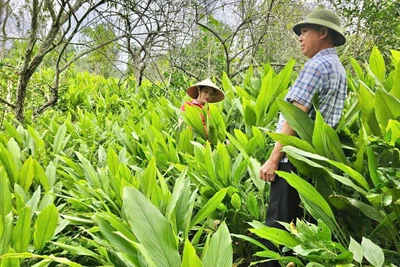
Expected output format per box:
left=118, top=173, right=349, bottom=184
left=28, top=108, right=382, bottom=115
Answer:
left=313, top=48, right=337, bottom=59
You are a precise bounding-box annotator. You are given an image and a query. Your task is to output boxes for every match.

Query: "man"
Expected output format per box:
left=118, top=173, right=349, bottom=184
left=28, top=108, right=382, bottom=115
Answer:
left=258, top=9, right=347, bottom=267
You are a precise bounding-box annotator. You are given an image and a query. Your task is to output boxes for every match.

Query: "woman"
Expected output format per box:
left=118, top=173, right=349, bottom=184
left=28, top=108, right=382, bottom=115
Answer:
left=178, top=79, right=225, bottom=136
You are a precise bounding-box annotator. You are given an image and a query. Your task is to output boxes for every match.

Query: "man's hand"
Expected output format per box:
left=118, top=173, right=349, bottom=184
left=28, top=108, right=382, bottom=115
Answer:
left=259, top=158, right=280, bottom=182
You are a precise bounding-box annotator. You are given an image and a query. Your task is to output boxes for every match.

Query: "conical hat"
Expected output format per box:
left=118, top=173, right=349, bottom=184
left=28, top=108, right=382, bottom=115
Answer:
left=186, top=79, right=225, bottom=103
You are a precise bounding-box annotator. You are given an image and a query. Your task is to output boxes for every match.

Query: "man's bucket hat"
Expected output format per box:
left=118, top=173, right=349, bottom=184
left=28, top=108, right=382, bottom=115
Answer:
left=186, top=78, right=225, bottom=103
left=293, top=9, right=346, bottom=46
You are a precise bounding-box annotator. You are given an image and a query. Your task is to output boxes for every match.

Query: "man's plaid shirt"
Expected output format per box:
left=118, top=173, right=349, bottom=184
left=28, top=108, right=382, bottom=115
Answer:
left=276, top=48, right=347, bottom=133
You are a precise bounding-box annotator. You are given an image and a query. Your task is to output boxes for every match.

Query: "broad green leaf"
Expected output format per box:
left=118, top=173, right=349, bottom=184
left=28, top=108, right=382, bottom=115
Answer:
left=33, top=160, right=50, bottom=192
left=361, top=237, right=384, bottom=267
left=369, top=46, right=385, bottom=83
left=226, top=132, right=248, bottom=158
left=243, top=99, right=257, bottom=127
left=52, top=242, right=100, bottom=259
left=231, top=234, right=267, bottom=250
left=3, top=121, right=22, bottom=145
left=0, top=213, right=13, bottom=255
left=190, top=188, right=228, bottom=228
left=1, top=248, right=20, bottom=267
left=390, top=61, right=400, bottom=99
left=247, top=192, right=259, bottom=219
left=107, top=147, right=120, bottom=177
left=0, top=252, right=82, bottom=267
left=359, top=82, right=381, bottom=136
left=386, top=119, right=400, bottom=146
left=255, top=71, right=275, bottom=125
left=278, top=99, right=314, bottom=144
left=366, top=147, right=381, bottom=186
left=312, top=112, right=347, bottom=164
left=34, top=203, right=59, bottom=250
left=13, top=206, right=31, bottom=253
left=0, top=170, right=12, bottom=219
left=267, top=132, right=316, bottom=154
left=181, top=239, right=203, bottom=267
left=202, top=222, right=232, bottom=267
left=391, top=49, right=400, bottom=63
left=276, top=171, right=335, bottom=220
left=166, top=169, right=192, bottom=234
left=283, top=146, right=369, bottom=192
left=76, top=152, right=101, bottom=189
left=216, top=143, right=231, bottom=186
left=97, top=214, right=138, bottom=256
left=349, top=237, right=363, bottom=263
left=140, top=157, right=157, bottom=198
left=7, top=138, right=22, bottom=174
left=27, top=126, right=45, bottom=156
left=375, top=88, right=400, bottom=133
left=18, top=157, right=34, bottom=191
left=53, top=123, right=67, bottom=154
left=0, top=143, right=19, bottom=185
left=249, top=220, right=301, bottom=248
left=350, top=57, right=364, bottom=80
left=123, top=187, right=181, bottom=267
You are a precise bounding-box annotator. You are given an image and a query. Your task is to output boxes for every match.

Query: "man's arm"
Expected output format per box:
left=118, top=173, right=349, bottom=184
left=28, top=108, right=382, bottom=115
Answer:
left=259, top=101, right=309, bottom=182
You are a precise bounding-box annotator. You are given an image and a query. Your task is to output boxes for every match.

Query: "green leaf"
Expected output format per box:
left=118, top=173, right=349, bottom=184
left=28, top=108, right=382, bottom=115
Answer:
left=53, top=123, right=68, bottom=154
left=246, top=192, right=259, bottom=219
left=18, top=157, right=34, bottom=191
left=366, top=147, right=381, bottom=186
left=140, top=157, right=157, bottom=198
left=76, top=152, right=101, bottom=189
left=389, top=61, right=400, bottom=99
left=0, top=143, right=19, bottom=185
left=255, top=71, right=275, bottom=125
left=312, top=112, right=348, bottom=164
left=243, top=99, right=257, bottom=127
left=123, top=187, right=181, bottom=267
left=33, top=160, right=50, bottom=192
left=13, top=206, right=31, bottom=253
left=369, top=46, right=385, bottom=83
left=350, top=57, right=364, bottom=80
left=52, top=242, right=100, bottom=259
left=386, top=119, right=400, bottom=146
left=166, top=168, right=192, bottom=234
left=375, top=88, right=400, bottom=133
left=181, top=239, right=203, bottom=267
left=361, top=237, right=384, bottom=267
left=359, top=82, right=381, bottom=136
left=348, top=237, right=363, bottom=263
left=33, top=203, right=59, bottom=250
left=276, top=171, right=335, bottom=220
left=283, top=146, right=369, bottom=193
left=0, top=170, right=12, bottom=220
left=278, top=99, right=314, bottom=144
left=0, top=213, right=13, bottom=255
left=202, top=222, right=232, bottom=267
left=0, top=252, right=83, bottom=267
left=190, top=188, right=228, bottom=228
left=267, top=132, right=316, bottom=154
left=249, top=220, right=301, bottom=248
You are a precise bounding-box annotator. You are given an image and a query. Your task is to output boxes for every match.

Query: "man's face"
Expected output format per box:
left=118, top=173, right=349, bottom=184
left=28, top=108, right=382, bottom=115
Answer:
left=197, top=87, right=215, bottom=105
left=298, top=25, right=323, bottom=58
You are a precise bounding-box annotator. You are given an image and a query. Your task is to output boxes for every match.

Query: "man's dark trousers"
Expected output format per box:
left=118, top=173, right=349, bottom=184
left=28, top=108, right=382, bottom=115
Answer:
left=258, top=162, right=300, bottom=267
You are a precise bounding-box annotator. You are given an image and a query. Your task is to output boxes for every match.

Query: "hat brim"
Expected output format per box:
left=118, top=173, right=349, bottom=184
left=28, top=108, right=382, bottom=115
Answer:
left=293, top=18, right=346, bottom=46
left=186, top=81, right=225, bottom=103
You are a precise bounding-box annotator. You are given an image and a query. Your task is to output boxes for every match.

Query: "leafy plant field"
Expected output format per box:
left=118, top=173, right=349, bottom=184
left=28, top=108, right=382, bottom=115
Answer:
left=0, top=48, right=399, bottom=266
